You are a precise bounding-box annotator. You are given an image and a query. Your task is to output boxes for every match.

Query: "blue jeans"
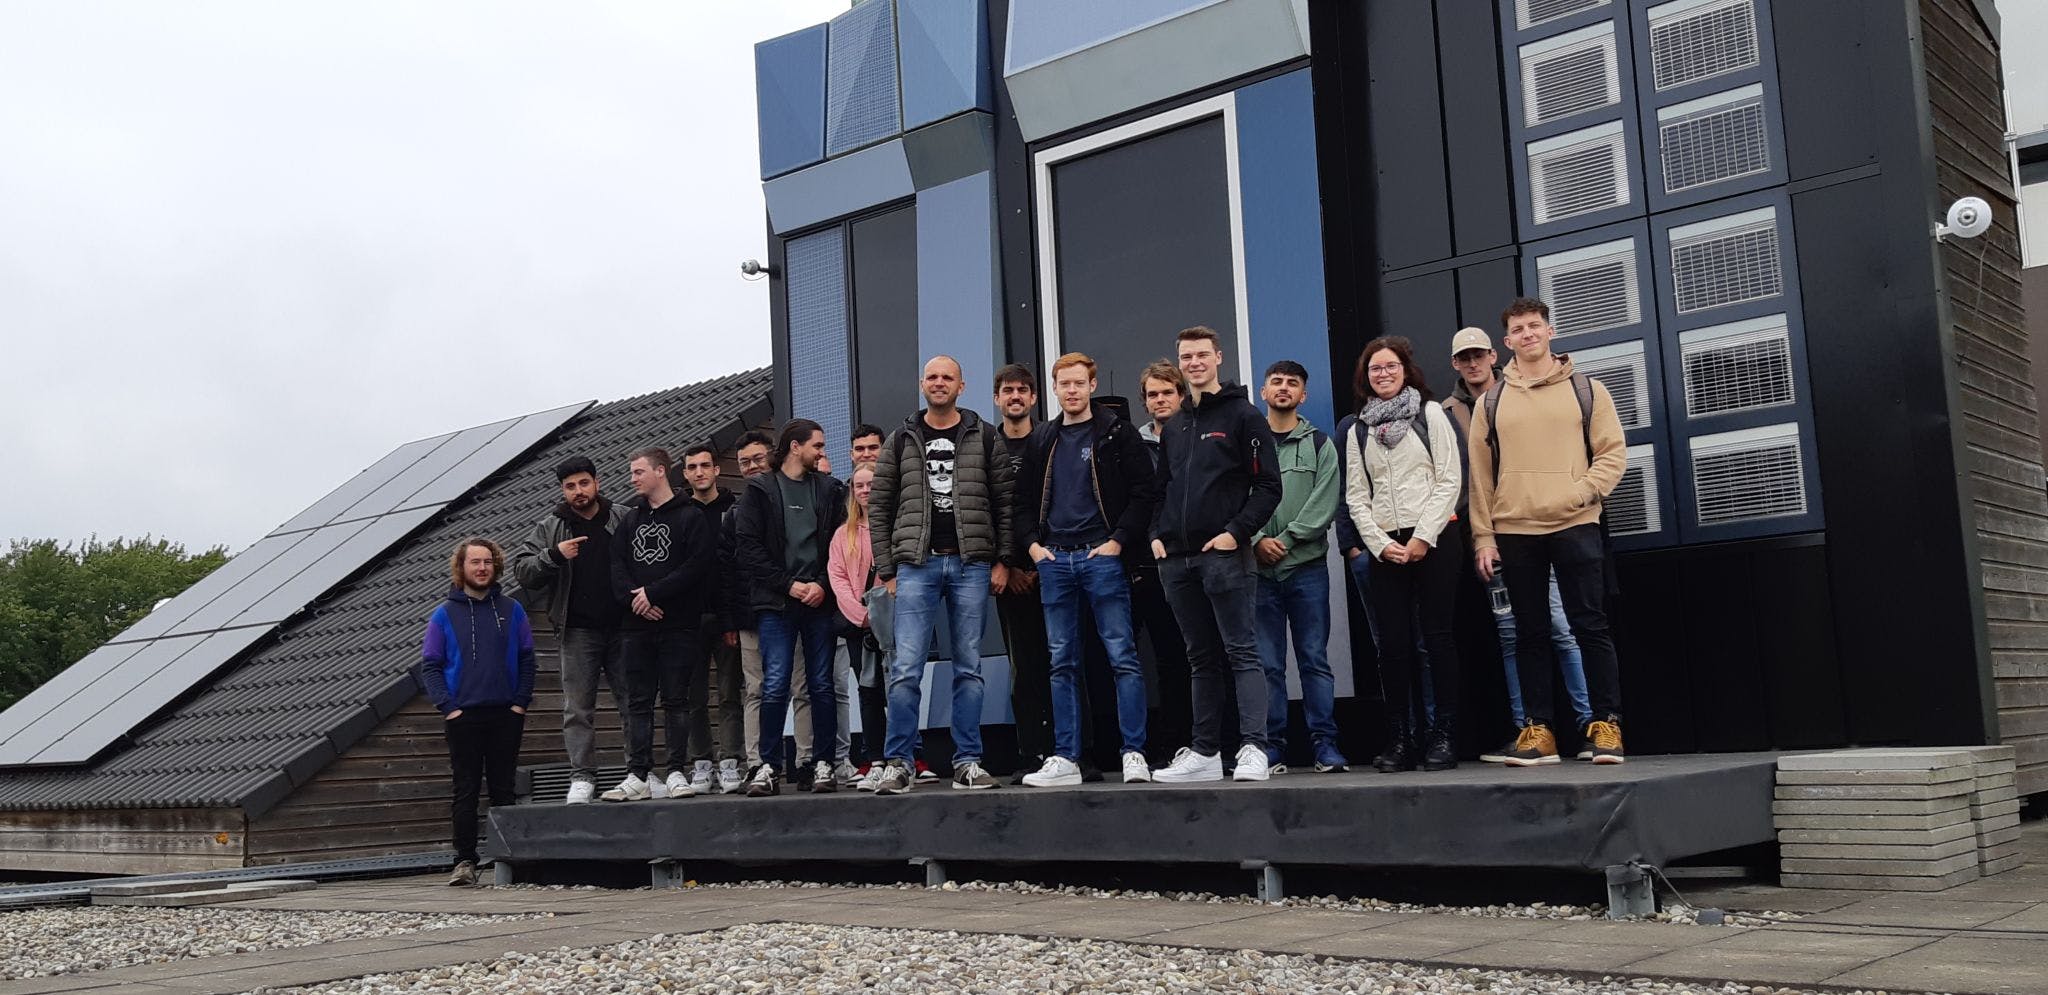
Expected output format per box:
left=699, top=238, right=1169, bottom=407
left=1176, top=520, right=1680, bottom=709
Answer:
left=757, top=603, right=840, bottom=771
left=1039, top=549, right=1146, bottom=759
left=886, top=555, right=991, bottom=766
left=1255, top=565, right=1337, bottom=753
left=1489, top=567, right=1594, bottom=727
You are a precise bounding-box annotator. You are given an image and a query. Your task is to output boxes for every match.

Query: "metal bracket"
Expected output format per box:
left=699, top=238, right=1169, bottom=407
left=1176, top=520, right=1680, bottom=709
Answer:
left=909, top=857, right=947, bottom=887
left=649, top=858, right=686, bottom=890
left=490, top=861, right=515, bottom=887
left=1241, top=860, right=1283, bottom=902
left=1604, top=862, right=1655, bottom=919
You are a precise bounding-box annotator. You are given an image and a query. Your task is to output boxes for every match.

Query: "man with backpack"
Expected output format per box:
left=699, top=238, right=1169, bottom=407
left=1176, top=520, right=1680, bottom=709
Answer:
left=1468, top=298, right=1629, bottom=766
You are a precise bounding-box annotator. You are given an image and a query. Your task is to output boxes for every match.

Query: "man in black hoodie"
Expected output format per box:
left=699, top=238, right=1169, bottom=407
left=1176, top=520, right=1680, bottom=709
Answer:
left=602, top=447, right=716, bottom=802
left=1148, top=326, right=1282, bottom=784
left=678, top=443, right=743, bottom=793
left=734, top=419, right=848, bottom=796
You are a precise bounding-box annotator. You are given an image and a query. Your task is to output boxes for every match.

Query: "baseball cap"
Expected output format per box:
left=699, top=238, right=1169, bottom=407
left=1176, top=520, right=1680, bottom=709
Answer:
left=1450, top=327, right=1493, bottom=355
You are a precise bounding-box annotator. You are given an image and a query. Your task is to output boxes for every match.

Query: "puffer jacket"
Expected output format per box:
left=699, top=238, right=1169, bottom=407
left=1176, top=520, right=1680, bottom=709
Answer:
left=1343, top=400, right=1462, bottom=558
left=868, top=408, right=1016, bottom=580
left=507, top=497, right=629, bottom=628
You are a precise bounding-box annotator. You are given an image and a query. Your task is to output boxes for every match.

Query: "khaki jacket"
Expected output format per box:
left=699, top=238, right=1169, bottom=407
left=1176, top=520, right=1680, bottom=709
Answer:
left=1467, top=354, right=1628, bottom=550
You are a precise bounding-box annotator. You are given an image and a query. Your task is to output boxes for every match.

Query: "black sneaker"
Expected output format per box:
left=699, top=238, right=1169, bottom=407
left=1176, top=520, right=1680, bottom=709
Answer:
left=874, top=760, right=913, bottom=795
left=790, top=761, right=816, bottom=792
left=1010, top=755, right=1043, bottom=786
left=1479, top=736, right=1516, bottom=764
left=1420, top=727, right=1458, bottom=771
left=744, top=764, right=781, bottom=797
left=1078, top=757, right=1105, bottom=783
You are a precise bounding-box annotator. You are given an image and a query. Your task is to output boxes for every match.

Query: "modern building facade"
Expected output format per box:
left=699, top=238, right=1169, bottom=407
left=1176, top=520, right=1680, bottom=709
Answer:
left=754, top=0, right=2047, bottom=793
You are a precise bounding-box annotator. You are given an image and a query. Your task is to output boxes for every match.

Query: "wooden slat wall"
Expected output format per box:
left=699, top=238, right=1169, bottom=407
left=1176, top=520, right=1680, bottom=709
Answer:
left=0, top=808, right=245, bottom=875
left=1922, top=0, right=2048, bottom=795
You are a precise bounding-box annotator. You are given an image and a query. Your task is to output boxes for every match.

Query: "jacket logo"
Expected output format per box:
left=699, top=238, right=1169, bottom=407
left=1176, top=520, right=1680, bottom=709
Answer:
left=1202, top=432, right=1229, bottom=442
left=631, top=523, right=671, bottom=564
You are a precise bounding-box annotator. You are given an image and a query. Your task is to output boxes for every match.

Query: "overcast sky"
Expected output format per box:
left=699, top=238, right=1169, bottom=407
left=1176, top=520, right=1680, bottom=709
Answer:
left=0, top=1, right=848, bottom=553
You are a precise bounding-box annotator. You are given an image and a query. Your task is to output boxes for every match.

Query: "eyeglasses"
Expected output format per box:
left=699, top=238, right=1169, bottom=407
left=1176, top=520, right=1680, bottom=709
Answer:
left=738, top=454, right=771, bottom=469
left=1367, top=364, right=1403, bottom=376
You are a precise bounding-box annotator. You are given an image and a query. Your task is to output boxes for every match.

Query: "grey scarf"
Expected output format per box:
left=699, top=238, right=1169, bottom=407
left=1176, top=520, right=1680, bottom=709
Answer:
left=1362, top=387, right=1422, bottom=449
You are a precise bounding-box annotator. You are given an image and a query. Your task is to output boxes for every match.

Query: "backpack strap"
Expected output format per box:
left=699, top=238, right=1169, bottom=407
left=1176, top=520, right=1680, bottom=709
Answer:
left=1484, top=373, right=1598, bottom=487
left=1483, top=381, right=1507, bottom=488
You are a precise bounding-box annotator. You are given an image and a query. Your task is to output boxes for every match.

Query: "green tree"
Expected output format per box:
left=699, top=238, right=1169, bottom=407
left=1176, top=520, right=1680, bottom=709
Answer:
left=0, top=537, right=229, bottom=711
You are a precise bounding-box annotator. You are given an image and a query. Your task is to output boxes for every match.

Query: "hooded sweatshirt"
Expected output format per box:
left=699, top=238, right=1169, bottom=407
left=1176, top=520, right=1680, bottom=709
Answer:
left=1256, top=417, right=1340, bottom=581
left=420, top=583, right=537, bottom=714
left=1151, top=382, right=1282, bottom=556
left=1467, top=353, right=1628, bottom=551
left=610, top=491, right=715, bottom=629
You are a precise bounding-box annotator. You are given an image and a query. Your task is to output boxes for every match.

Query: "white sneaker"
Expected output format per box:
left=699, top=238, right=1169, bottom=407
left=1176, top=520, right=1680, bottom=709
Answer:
left=834, top=760, right=862, bottom=787
left=565, top=780, right=595, bottom=805
left=717, top=758, right=744, bottom=794
left=857, top=764, right=885, bottom=792
left=1021, top=755, right=1083, bottom=788
left=1232, top=744, right=1271, bottom=782
left=690, top=760, right=716, bottom=793
left=599, top=774, right=651, bottom=802
left=665, top=770, right=697, bottom=798
left=1121, top=751, right=1152, bottom=784
left=1152, top=747, right=1223, bottom=783
left=648, top=771, right=670, bottom=799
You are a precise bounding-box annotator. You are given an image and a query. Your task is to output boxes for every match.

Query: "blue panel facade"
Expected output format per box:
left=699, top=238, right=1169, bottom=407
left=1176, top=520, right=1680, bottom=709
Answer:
left=1235, top=69, right=1336, bottom=435
left=898, top=0, right=993, bottom=130
left=915, top=171, right=1000, bottom=407
left=826, top=0, right=904, bottom=157
left=763, top=138, right=915, bottom=235
left=786, top=229, right=854, bottom=473
left=755, top=25, right=828, bottom=180
left=1004, top=0, right=1220, bottom=73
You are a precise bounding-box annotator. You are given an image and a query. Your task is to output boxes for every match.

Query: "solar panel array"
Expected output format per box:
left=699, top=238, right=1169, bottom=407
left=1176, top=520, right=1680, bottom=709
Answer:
left=0, top=401, right=591, bottom=768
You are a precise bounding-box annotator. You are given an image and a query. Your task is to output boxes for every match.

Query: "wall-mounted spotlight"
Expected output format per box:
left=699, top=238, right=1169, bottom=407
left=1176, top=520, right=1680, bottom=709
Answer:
left=739, top=259, right=777, bottom=281
left=1933, top=197, right=1992, bottom=242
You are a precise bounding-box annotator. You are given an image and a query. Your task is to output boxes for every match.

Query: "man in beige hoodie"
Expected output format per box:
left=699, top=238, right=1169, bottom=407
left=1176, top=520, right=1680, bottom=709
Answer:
left=1467, top=298, right=1629, bottom=766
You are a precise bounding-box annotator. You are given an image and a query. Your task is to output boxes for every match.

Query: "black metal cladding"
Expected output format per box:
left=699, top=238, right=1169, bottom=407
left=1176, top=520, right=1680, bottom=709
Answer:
left=0, top=369, right=774, bottom=814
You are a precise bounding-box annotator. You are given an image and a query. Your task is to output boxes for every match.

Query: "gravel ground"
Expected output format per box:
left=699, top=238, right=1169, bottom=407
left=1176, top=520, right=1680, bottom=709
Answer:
left=0, top=907, right=544, bottom=981
left=258, top=922, right=1861, bottom=995
left=499, top=878, right=1798, bottom=927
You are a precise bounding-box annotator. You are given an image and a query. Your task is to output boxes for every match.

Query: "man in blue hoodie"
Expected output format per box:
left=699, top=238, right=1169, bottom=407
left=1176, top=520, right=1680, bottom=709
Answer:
left=420, top=537, right=537, bottom=887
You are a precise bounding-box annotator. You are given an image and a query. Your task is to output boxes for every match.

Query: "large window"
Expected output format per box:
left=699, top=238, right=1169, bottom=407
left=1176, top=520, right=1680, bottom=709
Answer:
left=782, top=202, right=918, bottom=470
left=1036, top=99, right=1247, bottom=401
left=851, top=205, right=920, bottom=428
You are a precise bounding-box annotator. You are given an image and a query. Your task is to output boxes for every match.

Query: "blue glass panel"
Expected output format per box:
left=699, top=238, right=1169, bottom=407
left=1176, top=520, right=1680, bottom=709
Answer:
left=786, top=229, right=854, bottom=473
left=898, top=0, right=991, bottom=129
left=1004, top=0, right=1219, bottom=73
left=826, top=0, right=903, bottom=156
left=756, top=24, right=829, bottom=179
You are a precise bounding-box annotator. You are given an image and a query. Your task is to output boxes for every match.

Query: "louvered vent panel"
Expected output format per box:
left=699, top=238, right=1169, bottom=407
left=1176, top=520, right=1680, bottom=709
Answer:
left=786, top=229, right=854, bottom=471
left=1670, top=207, right=1784, bottom=314
left=1517, top=0, right=1611, bottom=30
left=1520, top=23, right=1620, bottom=126
left=1530, top=122, right=1630, bottom=224
left=1659, top=84, right=1770, bottom=193
left=1680, top=315, right=1795, bottom=418
left=1573, top=340, right=1652, bottom=430
left=1690, top=423, right=1807, bottom=526
left=1648, top=0, right=1760, bottom=91
left=1605, top=445, right=1660, bottom=536
left=825, top=0, right=902, bottom=156
left=1537, top=237, right=1640, bottom=337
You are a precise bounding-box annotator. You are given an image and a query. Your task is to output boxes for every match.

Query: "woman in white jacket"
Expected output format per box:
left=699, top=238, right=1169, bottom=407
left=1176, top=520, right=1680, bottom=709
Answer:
left=1345, top=336, right=1463, bottom=774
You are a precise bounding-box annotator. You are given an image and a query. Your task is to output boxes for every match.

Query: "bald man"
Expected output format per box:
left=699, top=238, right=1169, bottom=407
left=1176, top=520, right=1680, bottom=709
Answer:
left=866, top=356, right=1017, bottom=794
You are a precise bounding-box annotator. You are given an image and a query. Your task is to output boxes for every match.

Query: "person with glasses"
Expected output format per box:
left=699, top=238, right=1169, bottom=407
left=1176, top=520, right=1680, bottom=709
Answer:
left=1344, top=337, right=1463, bottom=772
left=721, top=430, right=776, bottom=786
left=1445, top=328, right=1595, bottom=763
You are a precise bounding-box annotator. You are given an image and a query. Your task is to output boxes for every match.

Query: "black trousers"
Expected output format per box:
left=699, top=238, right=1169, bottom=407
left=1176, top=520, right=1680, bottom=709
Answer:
left=1158, top=548, right=1269, bottom=755
left=445, top=705, right=524, bottom=865
left=621, top=626, right=702, bottom=778
left=1367, top=526, right=1465, bottom=731
left=1496, top=523, right=1623, bottom=727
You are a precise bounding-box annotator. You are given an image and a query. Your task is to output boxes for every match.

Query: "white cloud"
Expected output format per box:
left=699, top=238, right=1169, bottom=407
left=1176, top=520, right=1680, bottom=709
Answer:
left=0, top=1, right=848, bottom=551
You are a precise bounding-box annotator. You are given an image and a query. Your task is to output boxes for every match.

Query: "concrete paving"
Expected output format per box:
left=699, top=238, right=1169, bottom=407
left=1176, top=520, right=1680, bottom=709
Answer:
left=0, top=820, right=2041, bottom=995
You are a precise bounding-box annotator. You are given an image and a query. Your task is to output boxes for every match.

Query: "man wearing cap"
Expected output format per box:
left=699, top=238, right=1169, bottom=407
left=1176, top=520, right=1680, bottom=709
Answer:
left=1446, top=325, right=1597, bottom=764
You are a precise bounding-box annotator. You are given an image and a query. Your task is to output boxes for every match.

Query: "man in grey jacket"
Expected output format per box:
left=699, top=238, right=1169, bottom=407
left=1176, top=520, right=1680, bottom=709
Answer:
left=509, top=457, right=630, bottom=804
left=867, top=355, right=1016, bottom=794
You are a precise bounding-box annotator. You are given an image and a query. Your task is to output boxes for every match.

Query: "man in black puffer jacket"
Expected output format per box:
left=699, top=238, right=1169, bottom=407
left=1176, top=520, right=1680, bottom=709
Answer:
left=1148, top=326, right=1282, bottom=784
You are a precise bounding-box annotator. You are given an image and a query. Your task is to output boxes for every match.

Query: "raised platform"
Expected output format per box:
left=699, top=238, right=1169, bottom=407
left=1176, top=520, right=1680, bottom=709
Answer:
left=486, top=753, right=1779, bottom=900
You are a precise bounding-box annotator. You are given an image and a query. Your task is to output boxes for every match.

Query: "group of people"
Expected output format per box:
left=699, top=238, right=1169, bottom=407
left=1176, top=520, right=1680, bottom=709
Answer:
left=416, top=296, right=1633, bottom=883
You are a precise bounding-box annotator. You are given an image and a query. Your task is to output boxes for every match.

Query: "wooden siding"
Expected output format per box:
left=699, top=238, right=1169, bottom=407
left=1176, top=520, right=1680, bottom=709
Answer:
left=1922, top=0, right=2048, bottom=795
left=0, top=807, right=245, bottom=875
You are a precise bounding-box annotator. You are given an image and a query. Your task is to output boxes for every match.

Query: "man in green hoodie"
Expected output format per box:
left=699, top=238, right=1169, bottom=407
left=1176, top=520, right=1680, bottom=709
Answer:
left=1252, top=360, right=1348, bottom=774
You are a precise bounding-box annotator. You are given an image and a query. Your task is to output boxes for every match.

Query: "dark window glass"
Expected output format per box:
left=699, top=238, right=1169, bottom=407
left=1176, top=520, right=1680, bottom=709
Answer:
left=851, top=204, right=920, bottom=428
left=1051, top=116, right=1238, bottom=399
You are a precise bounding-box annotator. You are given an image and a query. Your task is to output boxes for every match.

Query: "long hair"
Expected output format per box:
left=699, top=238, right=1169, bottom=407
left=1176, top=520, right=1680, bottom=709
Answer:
left=1353, top=336, right=1434, bottom=406
left=842, top=464, right=874, bottom=558
left=449, top=536, right=505, bottom=588
left=777, top=419, right=823, bottom=465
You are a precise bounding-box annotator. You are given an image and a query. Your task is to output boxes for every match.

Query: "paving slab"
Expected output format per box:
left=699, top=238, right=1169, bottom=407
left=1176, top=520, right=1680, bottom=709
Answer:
left=1449, top=937, right=1684, bottom=973
left=1826, top=934, right=2048, bottom=995
left=1781, top=852, right=1980, bottom=876
left=1804, top=896, right=2040, bottom=929
left=1623, top=930, right=1936, bottom=987
left=1772, top=796, right=1971, bottom=816
left=1782, top=866, right=1980, bottom=891
left=1984, top=854, right=2027, bottom=875
left=1973, top=799, right=2024, bottom=819
left=1778, top=750, right=1978, bottom=771
left=1773, top=810, right=1974, bottom=831
left=1774, top=782, right=1972, bottom=801
left=1776, top=766, right=1975, bottom=786
left=1781, top=836, right=1979, bottom=861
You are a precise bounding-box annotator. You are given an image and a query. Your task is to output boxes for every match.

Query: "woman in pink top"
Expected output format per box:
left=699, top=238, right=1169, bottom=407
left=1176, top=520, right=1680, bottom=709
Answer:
left=829, top=465, right=890, bottom=786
